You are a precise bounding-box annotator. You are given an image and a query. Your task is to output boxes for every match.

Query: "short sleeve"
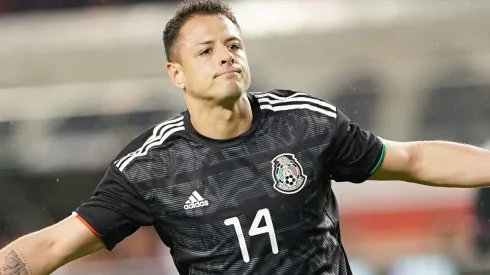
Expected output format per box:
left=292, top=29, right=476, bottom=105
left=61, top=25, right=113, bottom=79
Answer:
left=327, top=108, right=386, bottom=183
left=74, top=165, right=154, bottom=250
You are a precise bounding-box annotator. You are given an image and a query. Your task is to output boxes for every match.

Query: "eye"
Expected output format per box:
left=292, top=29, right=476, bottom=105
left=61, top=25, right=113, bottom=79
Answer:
left=200, top=48, right=211, bottom=56
left=228, top=43, right=241, bottom=51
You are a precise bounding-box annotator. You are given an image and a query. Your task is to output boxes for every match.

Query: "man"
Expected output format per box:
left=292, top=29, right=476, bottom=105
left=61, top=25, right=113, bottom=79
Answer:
left=1, top=0, right=490, bottom=274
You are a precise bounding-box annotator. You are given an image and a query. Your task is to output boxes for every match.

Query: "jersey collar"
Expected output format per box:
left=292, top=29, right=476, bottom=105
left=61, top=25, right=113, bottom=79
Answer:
left=183, top=93, right=264, bottom=148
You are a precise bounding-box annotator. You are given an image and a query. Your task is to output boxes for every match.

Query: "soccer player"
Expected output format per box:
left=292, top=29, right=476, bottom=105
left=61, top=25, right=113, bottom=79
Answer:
left=1, top=1, right=490, bottom=274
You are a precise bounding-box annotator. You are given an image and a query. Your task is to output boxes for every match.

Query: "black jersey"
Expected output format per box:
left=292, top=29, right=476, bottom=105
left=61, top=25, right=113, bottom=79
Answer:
left=74, top=89, right=385, bottom=275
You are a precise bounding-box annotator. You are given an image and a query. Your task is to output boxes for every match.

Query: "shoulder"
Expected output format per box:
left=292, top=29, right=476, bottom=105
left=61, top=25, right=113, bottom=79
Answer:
left=251, top=89, right=338, bottom=120
left=112, top=113, right=186, bottom=173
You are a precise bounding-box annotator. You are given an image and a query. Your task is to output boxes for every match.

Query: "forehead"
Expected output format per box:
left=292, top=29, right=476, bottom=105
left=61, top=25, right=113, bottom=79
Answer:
left=179, top=15, right=241, bottom=46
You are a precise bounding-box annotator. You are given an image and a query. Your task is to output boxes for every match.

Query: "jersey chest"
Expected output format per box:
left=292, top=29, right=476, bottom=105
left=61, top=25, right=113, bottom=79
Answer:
left=161, top=149, right=324, bottom=217
left=171, top=119, right=329, bottom=213
left=149, top=141, right=337, bottom=268
left=144, top=117, right=338, bottom=268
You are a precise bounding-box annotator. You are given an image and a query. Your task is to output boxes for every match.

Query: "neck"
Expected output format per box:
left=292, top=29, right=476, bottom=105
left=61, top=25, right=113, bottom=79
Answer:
left=185, top=93, right=253, bottom=140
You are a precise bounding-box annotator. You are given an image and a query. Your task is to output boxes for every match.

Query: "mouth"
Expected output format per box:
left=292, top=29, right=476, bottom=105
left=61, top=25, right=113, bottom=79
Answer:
left=216, top=69, right=241, bottom=78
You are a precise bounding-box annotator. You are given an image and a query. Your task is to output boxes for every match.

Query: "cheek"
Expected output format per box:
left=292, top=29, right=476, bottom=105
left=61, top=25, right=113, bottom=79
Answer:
left=238, top=53, right=250, bottom=70
left=239, top=57, right=252, bottom=80
left=245, top=70, right=252, bottom=87
left=186, top=66, right=213, bottom=88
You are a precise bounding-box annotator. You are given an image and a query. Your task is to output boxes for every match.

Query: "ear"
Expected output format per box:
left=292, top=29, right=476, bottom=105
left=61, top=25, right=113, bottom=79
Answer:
left=166, top=62, right=186, bottom=91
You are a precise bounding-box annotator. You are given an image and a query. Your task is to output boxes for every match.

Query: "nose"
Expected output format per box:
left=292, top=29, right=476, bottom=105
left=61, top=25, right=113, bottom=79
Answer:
left=221, top=57, right=234, bottom=65
left=219, top=45, right=235, bottom=66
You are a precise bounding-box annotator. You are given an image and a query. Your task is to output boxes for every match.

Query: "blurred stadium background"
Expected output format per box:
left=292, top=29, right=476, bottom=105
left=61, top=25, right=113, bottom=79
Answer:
left=2, top=0, right=490, bottom=274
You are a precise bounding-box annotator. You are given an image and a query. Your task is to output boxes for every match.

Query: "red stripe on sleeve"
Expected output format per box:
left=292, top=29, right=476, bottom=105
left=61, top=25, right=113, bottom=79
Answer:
left=74, top=213, right=102, bottom=238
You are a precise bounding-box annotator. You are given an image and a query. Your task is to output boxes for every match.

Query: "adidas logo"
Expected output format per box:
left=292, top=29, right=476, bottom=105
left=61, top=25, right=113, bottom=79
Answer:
left=184, top=191, right=209, bottom=210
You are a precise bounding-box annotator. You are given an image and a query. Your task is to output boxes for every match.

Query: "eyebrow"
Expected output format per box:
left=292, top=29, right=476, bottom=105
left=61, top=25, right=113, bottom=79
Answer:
left=197, top=36, right=241, bottom=46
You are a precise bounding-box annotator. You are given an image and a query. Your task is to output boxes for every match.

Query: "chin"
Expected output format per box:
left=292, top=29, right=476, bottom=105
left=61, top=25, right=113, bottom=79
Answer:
left=217, top=87, right=244, bottom=103
left=222, top=82, right=245, bottom=95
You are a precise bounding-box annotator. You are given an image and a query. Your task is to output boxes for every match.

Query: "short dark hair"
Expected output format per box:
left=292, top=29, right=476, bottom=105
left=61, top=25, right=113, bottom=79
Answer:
left=163, top=0, right=240, bottom=62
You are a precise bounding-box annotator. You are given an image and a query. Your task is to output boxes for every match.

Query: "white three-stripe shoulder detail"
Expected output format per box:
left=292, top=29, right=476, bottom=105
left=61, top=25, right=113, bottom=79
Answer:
left=254, top=92, right=309, bottom=100
left=257, top=92, right=337, bottom=118
left=260, top=104, right=336, bottom=118
left=115, top=116, right=185, bottom=171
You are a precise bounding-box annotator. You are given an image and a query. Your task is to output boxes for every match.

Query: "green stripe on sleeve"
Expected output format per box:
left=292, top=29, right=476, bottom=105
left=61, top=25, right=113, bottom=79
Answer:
left=370, top=143, right=386, bottom=175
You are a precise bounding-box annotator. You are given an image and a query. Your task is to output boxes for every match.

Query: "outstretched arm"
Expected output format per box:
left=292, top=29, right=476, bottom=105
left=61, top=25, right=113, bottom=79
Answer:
left=323, top=103, right=490, bottom=188
left=0, top=163, right=155, bottom=275
left=371, top=140, right=490, bottom=188
left=0, top=215, right=105, bottom=275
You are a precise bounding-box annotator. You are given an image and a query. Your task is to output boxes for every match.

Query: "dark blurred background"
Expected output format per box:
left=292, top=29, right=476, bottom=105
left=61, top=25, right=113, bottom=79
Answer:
left=0, top=0, right=180, bottom=13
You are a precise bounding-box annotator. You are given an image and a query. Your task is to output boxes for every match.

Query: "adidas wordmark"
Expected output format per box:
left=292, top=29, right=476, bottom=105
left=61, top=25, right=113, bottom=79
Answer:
left=184, top=191, right=209, bottom=210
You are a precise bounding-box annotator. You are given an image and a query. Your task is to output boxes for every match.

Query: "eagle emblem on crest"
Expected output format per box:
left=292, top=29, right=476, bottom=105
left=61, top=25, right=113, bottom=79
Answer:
left=271, top=153, right=307, bottom=194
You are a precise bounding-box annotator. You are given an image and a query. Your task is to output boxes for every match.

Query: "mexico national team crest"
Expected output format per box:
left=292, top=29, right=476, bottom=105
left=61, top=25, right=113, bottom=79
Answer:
left=271, top=153, right=307, bottom=194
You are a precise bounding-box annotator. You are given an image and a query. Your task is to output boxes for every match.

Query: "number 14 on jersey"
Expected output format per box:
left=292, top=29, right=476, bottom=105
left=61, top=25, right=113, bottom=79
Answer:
left=224, top=208, right=279, bottom=263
